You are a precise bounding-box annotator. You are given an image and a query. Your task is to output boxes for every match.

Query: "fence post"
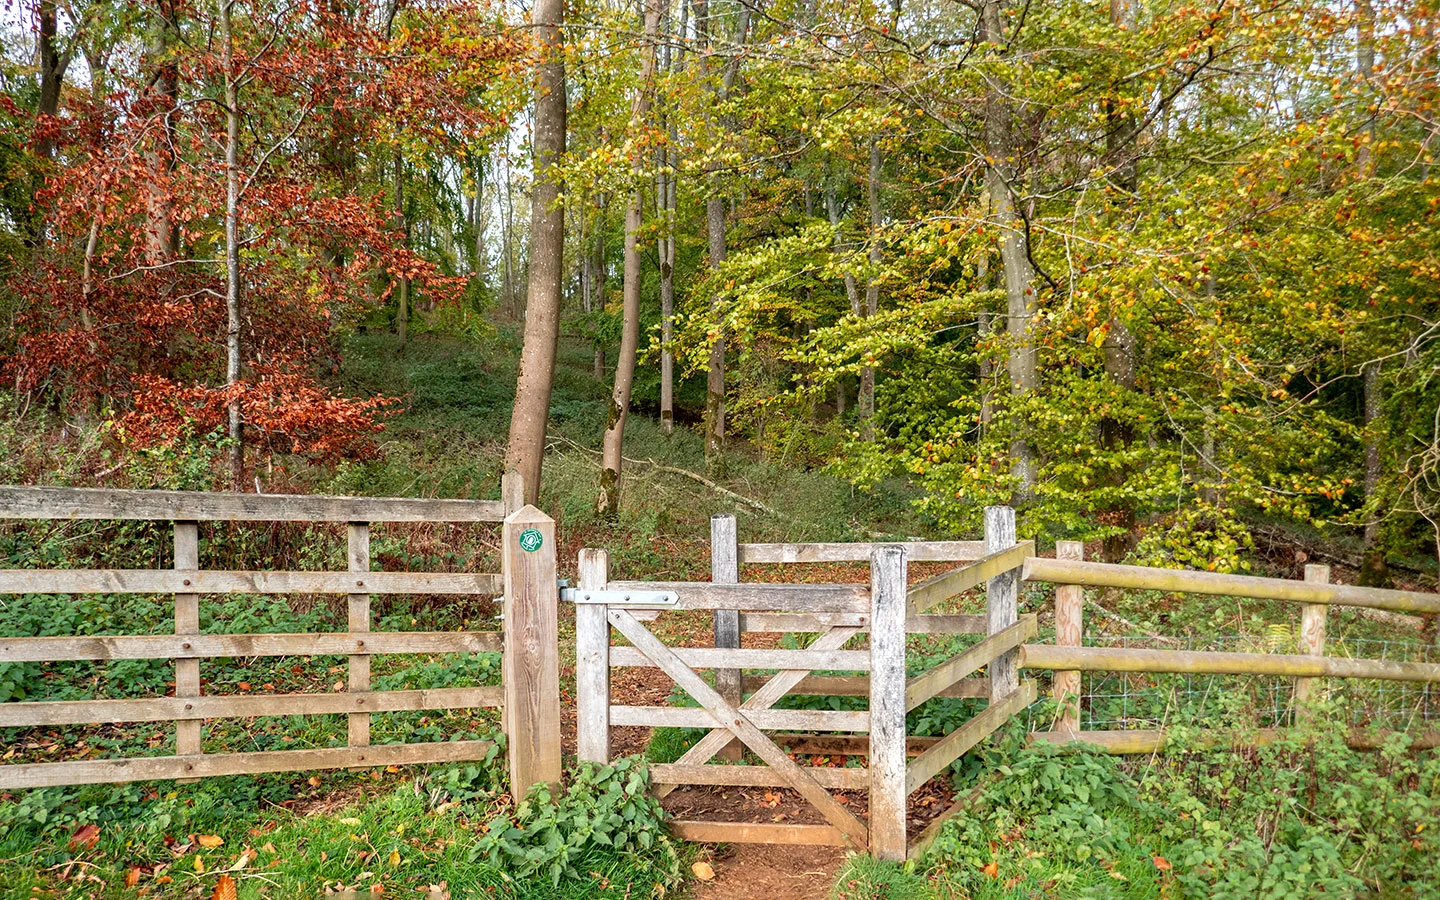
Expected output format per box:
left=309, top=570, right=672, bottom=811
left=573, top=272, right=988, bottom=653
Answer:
left=985, top=506, right=1019, bottom=703
left=174, top=521, right=200, bottom=781
left=711, top=513, right=742, bottom=761
left=869, top=544, right=908, bottom=862
left=501, top=470, right=525, bottom=517
left=576, top=549, right=611, bottom=764
left=502, top=504, right=561, bottom=796
left=1294, top=564, right=1330, bottom=721
left=348, top=522, right=372, bottom=752
left=1052, top=540, right=1084, bottom=735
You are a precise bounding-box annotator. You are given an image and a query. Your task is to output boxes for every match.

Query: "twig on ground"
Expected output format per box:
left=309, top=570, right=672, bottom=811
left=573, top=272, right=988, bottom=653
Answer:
left=547, top=434, right=783, bottom=517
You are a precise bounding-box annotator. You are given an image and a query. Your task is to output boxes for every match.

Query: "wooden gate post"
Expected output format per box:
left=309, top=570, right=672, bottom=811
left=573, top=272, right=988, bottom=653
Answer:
left=502, top=504, right=561, bottom=796
left=711, top=513, right=742, bottom=761
left=1052, top=540, right=1084, bottom=734
left=576, top=549, right=611, bottom=764
left=869, top=544, right=908, bottom=861
left=1294, top=564, right=1330, bottom=721
left=174, top=520, right=200, bottom=782
left=985, top=507, right=1019, bottom=703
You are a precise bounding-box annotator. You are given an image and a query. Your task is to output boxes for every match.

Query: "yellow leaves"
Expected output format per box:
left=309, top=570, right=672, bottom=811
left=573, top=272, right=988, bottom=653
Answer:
left=691, top=861, right=716, bottom=881
left=389, top=849, right=402, bottom=867
left=194, top=855, right=207, bottom=874
left=198, top=834, right=225, bottom=849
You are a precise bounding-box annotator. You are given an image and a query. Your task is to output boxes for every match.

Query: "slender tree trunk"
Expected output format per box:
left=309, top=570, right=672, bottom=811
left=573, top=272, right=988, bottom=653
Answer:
left=599, top=0, right=662, bottom=518
left=505, top=0, right=567, bottom=505
left=393, top=151, right=409, bottom=351
left=859, top=139, right=881, bottom=441
left=659, top=145, right=676, bottom=434
left=1098, top=0, right=1140, bottom=561
left=473, top=157, right=485, bottom=274
left=1356, top=0, right=1376, bottom=176
left=1360, top=360, right=1390, bottom=586
left=143, top=1, right=179, bottom=266
left=220, top=0, right=244, bottom=490
left=28, top=0, right=71, bottom=253
left=982, top=0, right=1037, bottom=501
left=592, top=193, right=607, bottom=379
left=825, top=185, right=858, bottom=418
left=698, top=0, right=753, bottom=475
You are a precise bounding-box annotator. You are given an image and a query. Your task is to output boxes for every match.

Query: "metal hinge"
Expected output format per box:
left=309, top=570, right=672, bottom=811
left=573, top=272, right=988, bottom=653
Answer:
left=559, top=587, right=679, bottom=607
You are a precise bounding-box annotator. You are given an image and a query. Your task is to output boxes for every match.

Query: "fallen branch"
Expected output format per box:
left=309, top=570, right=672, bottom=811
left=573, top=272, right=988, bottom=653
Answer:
left=548, top=434, right=782, bottom=517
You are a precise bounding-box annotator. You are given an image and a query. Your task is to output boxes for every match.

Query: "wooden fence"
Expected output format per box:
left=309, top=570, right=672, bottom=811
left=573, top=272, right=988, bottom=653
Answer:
left=574, top=508, right=1440, bottom=861
left=0, top=480, right=561, bottom=797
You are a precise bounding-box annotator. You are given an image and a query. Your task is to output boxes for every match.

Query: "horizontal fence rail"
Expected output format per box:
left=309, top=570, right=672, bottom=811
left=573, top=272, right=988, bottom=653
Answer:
left=0, top=570, right=503, bottom=595
left=0, top=631, right=502, bottom=662
left=738, top=540, right=985, bottom=564
left=1023, top=556, right=1440, bottom=615
left=602, top=580, right=870, bottom=612
left=1022, top=644, right=1440, bottom=684
left=0, top=486, right=506, bottom=522
left=907, top=541, right=1036, bottom=614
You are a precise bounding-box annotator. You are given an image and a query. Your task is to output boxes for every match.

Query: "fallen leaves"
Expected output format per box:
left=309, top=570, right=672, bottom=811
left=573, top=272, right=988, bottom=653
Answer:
left=198, top=834, right=225, bottom=849
left=1152, top=855, right=1172, bottom=872
left=212, top=874, right=238, bottom=900
left=981, top=861, right=999, bottom=879
left=68, top=824, right=100, bottom=850
left=691, top=861, right=715, bottom=881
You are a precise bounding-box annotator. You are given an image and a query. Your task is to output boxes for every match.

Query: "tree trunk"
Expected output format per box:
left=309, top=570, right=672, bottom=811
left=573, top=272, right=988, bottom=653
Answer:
left=1360, top=360, right=1389, bottom=586
left=598, top=0, right=662, bottom=518
left=859, top=138, right=881, bottom=441
left=1356, top=0, right=1376, bottom=176
left=393, top=151, right=409, bottom=351
left=825, top=184, right=859, bottom=419
left=699, top=0, right=752, bottom=476
left=659, top=147, right=676, bottom=434
left=142, top=1, right=179, bottom=265
left=504, top=0, right=568, bottom=505
left=221, top=0, right=244, bottom=490
left=982, top=0, right=1037, bottom=502
left=1098, top=0, right=1140, bottom=562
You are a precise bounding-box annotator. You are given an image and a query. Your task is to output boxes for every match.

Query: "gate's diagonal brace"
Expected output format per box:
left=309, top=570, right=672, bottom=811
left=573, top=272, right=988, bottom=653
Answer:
left=653, top=624, right=863, bottom=799
left=606, top=609, right=869, bottom=848
left=905, top=615, right=1036, bottom=712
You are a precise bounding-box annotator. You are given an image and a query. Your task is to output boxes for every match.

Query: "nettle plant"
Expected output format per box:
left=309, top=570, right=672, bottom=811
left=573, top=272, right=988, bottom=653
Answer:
left=471, top=758, right=684, bottom=889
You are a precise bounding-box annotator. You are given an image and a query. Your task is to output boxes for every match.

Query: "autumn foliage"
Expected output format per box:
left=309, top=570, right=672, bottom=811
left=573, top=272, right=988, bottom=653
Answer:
left=2, top=0, right=521, bottom=466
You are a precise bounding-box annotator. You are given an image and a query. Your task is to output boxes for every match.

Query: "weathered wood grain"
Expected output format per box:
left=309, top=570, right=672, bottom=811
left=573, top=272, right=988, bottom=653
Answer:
left=667, top=821, right=848, bottom=846
left=1051, top=540, right=1084, bottom=734
left=868, top=544, right=909, bottom=862
left=0, top=631, right=502, bottom=662
left=608, top=646, right=870, bottom=671
left=1022, top=556, right=1440, bottom=614
left=905, top=615, right=1036, bottom=712
left=985, top=508, right=1020, bottom=702
left=575, top=549, right=611, bottom=764
left=771, top=733, right=941, bottom=757
left=0, top=740, right=497, bottom=790
left=649, top=763, right=869, bottom=790
left=601, top=581, right=869, bottom=612
left=0, top=486, right=505, bottom=522
left=1019, top=644, right=1440, bottom=682
left=502, top=505, right=562, bottom=797
left=737, top=541, right=986, bottom=564
left=348, top=523, right=371, bottom=750
left=173, top=521, right=200, bottom=781
left=741, top=674, right=989, bottom=699
left=712, top=514, right=742, bottom=762
left=906, top=541, right=1035, bottom=614
left=1294, top=564, right=1329, bottom=716
left=0, top=569, right=503, bottom=596
left=739, top=613, right=987, bottom=634
left=609, top=705, right=870, bottom=731
left=0, top=686, right=503, bottom=727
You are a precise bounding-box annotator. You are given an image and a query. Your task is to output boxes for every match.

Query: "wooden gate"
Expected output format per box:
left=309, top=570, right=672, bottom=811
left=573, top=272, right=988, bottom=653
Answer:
left=571, top=506, right=1041, bottom=860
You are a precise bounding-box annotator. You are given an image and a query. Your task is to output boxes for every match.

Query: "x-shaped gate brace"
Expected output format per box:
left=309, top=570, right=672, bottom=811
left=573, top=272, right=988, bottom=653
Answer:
left=604, top=609, right=871, bottom=848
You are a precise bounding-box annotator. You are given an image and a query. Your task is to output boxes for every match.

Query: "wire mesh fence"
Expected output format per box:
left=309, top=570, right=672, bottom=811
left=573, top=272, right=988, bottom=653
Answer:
left=1019, top=632, right=1440, bottom=734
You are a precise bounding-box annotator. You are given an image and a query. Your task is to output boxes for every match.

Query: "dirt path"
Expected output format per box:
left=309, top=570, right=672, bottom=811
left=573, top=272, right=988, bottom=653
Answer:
left=690, top=844, right=847, bottom=900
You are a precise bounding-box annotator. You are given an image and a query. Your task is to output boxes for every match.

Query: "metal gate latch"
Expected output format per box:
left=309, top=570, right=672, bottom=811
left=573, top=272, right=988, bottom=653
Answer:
left=560, top=587, right=679, bottom=607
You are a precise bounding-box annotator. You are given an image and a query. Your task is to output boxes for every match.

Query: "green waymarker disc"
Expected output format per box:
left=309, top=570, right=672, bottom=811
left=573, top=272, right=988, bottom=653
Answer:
left=518, top=527, right=544, bottom=553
